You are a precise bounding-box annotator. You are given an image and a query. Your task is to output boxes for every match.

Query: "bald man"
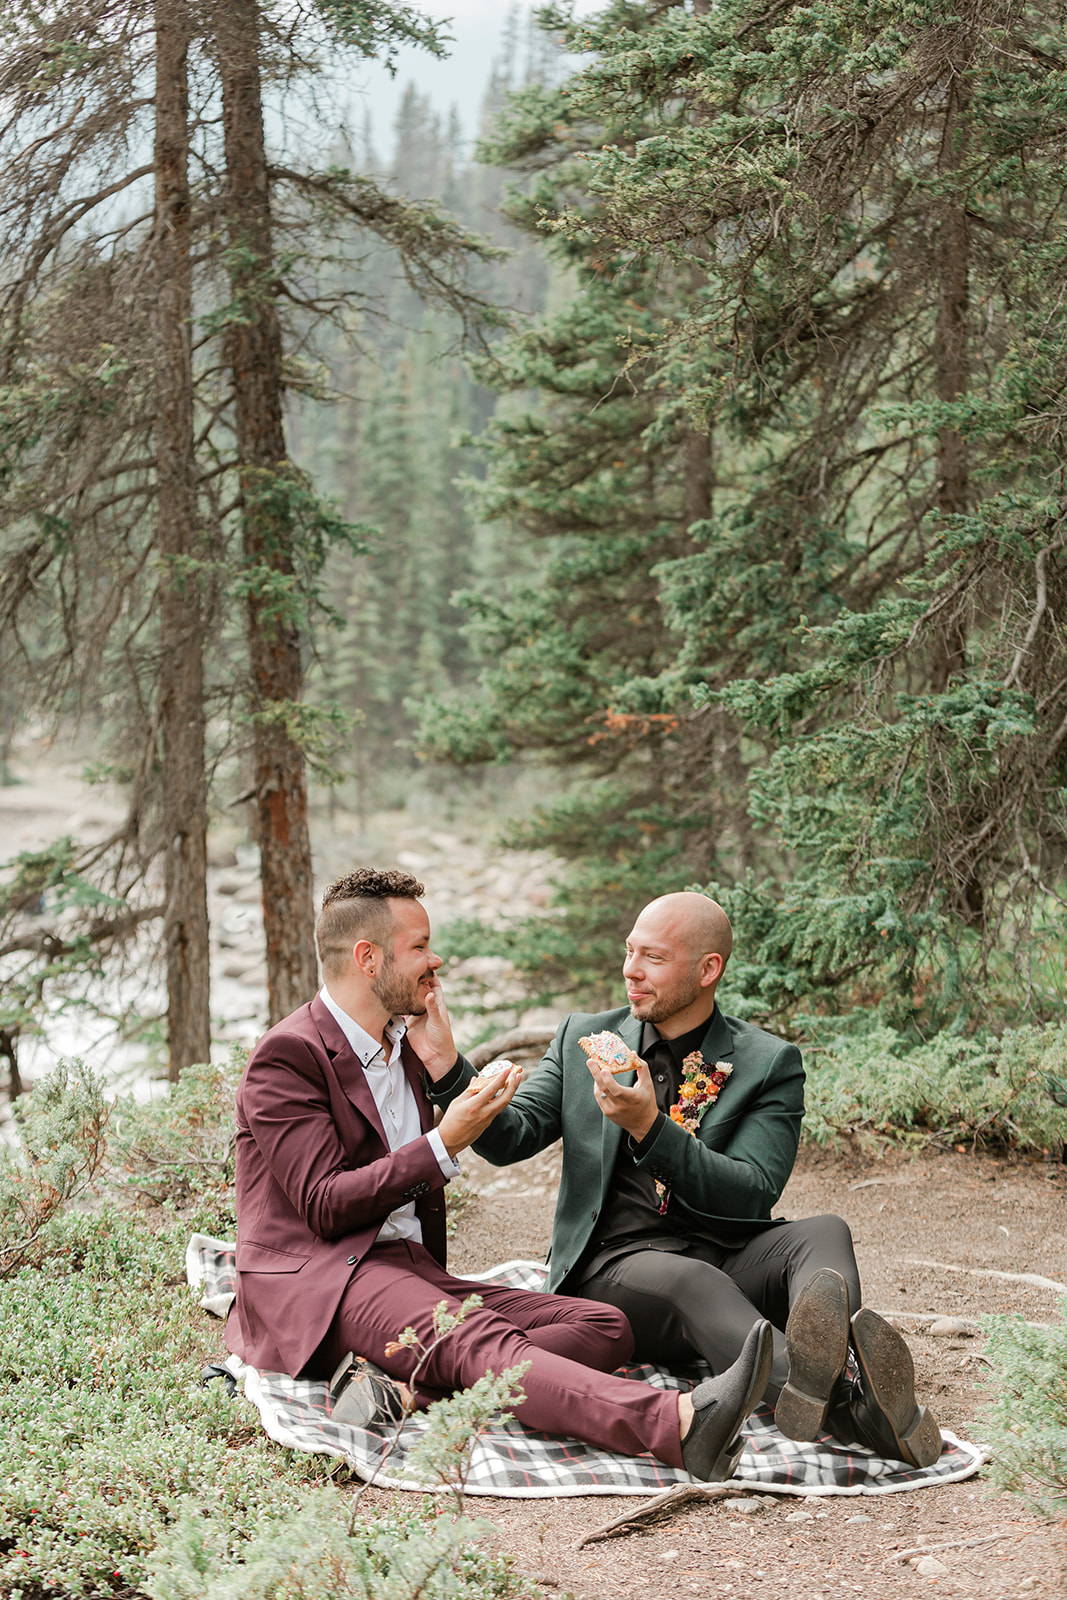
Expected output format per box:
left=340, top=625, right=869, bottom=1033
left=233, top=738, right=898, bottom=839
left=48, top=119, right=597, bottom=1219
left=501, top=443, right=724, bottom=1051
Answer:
left=430, top=892, right=941, bottom=1469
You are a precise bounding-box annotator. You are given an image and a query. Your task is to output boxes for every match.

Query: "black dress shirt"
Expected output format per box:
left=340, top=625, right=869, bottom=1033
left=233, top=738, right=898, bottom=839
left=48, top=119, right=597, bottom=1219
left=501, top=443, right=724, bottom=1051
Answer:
left=578, top=1016, right=714, bottom=1282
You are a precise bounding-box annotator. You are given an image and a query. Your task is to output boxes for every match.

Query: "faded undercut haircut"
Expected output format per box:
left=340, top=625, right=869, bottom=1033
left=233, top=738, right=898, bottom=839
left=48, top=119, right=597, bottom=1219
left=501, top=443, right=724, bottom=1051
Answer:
left=315, top=868, right=425, bottom=983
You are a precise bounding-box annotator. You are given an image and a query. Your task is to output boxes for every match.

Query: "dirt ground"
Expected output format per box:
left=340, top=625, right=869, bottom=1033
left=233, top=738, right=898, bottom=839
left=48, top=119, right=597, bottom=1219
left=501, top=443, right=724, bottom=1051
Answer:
left=356, top=1142, right=1067, bottom=1600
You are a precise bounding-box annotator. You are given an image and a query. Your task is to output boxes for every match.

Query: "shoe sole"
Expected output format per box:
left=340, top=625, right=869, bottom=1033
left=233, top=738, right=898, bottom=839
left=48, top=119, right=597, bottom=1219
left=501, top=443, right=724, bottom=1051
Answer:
left=704, top=1320, right=775, bottom=1481
left=776, top=1268, right=850, bottom=1442
left=850, top=1309, right=942, bottom=1468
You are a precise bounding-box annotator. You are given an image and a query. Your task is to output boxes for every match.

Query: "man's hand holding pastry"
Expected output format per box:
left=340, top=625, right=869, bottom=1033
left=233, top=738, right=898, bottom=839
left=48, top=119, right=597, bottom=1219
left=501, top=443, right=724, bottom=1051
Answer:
left=437, top=1061, right=523, bottom=1157
left=581, top=1031, right=658, bottom=1142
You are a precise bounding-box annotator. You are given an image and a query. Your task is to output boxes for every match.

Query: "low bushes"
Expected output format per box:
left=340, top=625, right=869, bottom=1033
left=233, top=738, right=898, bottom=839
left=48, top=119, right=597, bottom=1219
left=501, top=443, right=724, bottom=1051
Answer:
left=979, top=1300, right=1067, bottom=1517
left=0, top=1063, right=540, bottom=1600
left=801, top=1021, right=1067, bottom=1155
left=0, top=1205, right=539, bottom=1600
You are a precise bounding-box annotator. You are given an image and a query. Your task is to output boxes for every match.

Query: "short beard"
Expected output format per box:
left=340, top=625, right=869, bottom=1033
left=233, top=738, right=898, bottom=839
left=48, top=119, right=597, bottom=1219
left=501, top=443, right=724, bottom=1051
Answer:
left=628, top=974, right=702, bottom=1026
left=371, top=951, right=424, bottom=1017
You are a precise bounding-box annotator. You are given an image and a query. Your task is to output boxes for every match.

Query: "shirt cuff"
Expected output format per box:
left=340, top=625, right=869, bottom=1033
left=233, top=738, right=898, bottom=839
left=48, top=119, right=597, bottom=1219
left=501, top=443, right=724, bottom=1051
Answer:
left=427, top=1127, right=460, bottom=1179
left=629, top=1111, right=665, bottom=1160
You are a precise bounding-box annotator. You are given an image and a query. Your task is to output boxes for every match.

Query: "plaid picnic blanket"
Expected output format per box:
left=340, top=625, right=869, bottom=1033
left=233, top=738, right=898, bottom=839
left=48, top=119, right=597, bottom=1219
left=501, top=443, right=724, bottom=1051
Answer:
left=187, top=1234, right=987, bottom=1500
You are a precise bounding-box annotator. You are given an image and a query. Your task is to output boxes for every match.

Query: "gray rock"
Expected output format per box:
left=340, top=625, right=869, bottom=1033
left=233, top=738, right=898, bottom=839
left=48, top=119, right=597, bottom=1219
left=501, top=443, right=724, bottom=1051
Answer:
left=914, top=1556, right=949, bottom=1577
left=785, top=1509, right=814, bottom=1523
left=929, top=1317, right=970, bottom=1337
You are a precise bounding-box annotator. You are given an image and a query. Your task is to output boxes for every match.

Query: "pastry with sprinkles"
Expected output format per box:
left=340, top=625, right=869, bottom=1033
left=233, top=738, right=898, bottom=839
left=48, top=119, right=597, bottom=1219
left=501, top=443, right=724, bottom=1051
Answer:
left=578, top=1031, right=640, bottom=1074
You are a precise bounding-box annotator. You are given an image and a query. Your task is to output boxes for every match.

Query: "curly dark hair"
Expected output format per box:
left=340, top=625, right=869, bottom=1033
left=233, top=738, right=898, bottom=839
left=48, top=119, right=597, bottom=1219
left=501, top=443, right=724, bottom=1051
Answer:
left=321, top=868, right=425, bottom=907
left=315, top=868, right=425, bottom=982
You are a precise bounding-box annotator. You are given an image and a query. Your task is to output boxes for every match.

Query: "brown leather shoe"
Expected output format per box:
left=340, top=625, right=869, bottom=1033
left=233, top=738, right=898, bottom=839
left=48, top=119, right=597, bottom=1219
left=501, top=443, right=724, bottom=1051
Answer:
left=828, top=1309, right=942, bottom=1468
left=776, top=1267, right=851, bottom=1441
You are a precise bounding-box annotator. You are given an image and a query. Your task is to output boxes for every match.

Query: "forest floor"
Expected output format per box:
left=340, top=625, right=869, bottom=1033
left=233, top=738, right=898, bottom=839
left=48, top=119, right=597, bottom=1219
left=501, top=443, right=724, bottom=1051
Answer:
left=353, top=1141, right=1067, bottom=1600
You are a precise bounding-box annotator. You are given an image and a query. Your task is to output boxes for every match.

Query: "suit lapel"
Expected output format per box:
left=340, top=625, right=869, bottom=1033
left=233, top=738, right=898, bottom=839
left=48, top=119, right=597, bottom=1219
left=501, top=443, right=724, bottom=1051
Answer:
left=308, top=993, right=388, bottom=1146
left=698, top=1006, right=735, bottom=1065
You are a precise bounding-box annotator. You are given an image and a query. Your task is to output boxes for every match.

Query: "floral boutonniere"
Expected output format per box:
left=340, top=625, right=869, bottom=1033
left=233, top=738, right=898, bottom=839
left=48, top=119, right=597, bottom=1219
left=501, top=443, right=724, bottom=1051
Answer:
left=655, top=1053, right=732, bottom=1215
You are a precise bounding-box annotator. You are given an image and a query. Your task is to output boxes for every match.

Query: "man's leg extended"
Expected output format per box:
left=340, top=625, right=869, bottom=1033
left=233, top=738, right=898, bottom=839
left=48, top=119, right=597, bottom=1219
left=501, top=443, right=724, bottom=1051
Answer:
left=581, top=1214, right=861, bottom=1402
left=313, top=1240, right=684, bottom=1464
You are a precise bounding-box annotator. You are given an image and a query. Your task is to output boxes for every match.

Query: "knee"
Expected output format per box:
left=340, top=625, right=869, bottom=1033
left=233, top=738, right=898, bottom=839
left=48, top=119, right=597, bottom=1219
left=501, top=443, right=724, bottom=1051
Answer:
left=805, top=1213, right=856, bottom=1253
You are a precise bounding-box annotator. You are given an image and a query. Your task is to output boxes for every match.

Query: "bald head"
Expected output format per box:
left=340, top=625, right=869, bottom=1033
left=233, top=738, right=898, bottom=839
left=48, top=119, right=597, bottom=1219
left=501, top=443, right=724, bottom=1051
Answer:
left=640, top=893, right=733, bottom=965
left=623, top=893, right=732, bottom=1036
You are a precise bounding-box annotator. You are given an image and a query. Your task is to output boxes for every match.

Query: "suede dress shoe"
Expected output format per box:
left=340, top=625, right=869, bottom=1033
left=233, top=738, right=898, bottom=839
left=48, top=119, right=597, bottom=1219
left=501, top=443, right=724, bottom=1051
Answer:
left=329, top=1353, right=407, bottom=1429
left=829, top=1308, right=943, bottom=1468
left=681, top=1319, right=773, bottom=1482
left=776, top=1267, right=851, bottom=1442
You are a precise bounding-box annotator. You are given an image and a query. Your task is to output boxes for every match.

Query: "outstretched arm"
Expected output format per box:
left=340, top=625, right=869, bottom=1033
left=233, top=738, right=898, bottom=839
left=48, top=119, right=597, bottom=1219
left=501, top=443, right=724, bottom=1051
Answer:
left=427, top=1025, right=567, bottom=1165
left=239, top=1040, right=521, bottom=1240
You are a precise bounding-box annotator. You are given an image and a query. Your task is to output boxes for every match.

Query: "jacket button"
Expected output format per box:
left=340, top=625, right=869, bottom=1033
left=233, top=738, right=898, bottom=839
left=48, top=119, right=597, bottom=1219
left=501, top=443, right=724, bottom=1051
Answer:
left=590, top=1209, right=598, bottom=1219
left=347, top=1255, right=358, bottom=1266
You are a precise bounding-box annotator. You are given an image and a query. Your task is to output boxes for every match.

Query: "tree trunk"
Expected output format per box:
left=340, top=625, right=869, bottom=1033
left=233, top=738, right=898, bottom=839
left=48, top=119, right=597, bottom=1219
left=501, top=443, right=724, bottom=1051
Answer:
left=931, top=73, right=970, bottom=695
left=154, top=0, right=211, bottom=1078
left=217, top=0, right=317, bottom=1022
left=683, top=427, right=713, bottom=531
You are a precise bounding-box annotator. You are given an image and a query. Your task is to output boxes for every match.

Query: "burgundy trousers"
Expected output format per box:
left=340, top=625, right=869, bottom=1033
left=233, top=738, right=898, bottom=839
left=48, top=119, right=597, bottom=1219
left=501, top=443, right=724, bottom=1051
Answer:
left=314, top=1239, right=683, bottom=1467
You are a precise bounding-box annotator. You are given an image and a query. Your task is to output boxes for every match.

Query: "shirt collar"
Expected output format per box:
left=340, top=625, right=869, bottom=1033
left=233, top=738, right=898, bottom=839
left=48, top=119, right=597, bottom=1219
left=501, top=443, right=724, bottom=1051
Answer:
left=319, top=985, right=407, bottom=1067
left=641, top=1013, right=714, bottom=1069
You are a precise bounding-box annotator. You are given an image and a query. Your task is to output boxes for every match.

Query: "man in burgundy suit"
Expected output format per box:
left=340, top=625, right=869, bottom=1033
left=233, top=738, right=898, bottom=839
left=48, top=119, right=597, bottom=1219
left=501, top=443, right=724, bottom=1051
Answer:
left=225, top=867, right=773, bottom=1480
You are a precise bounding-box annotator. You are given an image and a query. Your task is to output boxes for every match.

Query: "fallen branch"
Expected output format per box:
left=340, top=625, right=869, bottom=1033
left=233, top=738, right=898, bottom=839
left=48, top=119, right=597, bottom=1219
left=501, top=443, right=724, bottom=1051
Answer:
left=888, top=1530, right=1011, bottom=1564
left=903, top=1258, right=1067, bottom=1295
left=467, top=1029, right=556, bottom=1071
left=870, top=1308, right=980, bottom=1333
left=576, top=1482, right=755, bottom=1547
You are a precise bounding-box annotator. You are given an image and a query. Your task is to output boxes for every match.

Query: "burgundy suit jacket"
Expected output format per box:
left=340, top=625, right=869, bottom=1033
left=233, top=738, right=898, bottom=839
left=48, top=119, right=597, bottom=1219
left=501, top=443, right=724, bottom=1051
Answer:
left=225, top=993, right=448, bottom=1377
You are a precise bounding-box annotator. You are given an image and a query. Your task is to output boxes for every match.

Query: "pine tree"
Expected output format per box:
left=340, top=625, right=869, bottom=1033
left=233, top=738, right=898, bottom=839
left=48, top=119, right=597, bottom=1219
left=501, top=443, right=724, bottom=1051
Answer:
left=0, top=0, right=509, bottom=1062
left=417, top=0, right=1067, bottom=1026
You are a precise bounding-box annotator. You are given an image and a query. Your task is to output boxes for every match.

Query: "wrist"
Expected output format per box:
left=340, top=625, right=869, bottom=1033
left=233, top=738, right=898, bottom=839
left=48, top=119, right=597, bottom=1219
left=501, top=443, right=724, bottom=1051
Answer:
left=624, top=1108, right=659, bottom=1142
left=419, top=1048, right=461, bottom=1083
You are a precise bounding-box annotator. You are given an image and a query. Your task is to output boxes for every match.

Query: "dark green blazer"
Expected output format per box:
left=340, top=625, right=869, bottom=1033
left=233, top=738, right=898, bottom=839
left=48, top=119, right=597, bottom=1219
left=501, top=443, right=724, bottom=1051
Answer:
left=430, top=1004, right=804, bottom=1297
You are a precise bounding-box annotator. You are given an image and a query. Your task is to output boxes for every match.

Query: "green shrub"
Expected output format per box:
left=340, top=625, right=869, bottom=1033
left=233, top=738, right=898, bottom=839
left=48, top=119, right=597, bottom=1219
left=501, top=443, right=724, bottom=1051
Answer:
left=0, top=1060, right=108, bottom=1279
left=800, top=1021, right=1067, bottom=1154
left=979, top=1298, right=1067, bottom=1516
left=0, top=1207, right=542, bottom=1600
left=109, top=1049, right=245, bottom=1231
left=0, top=1208, right=318, bottom=1599
left=144, top=1502, right=538, bottom=1600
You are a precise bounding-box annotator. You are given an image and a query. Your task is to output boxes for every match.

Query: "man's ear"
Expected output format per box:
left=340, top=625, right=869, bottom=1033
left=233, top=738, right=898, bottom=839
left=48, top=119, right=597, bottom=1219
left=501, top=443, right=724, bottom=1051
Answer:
left=353, top=938, right=379, bottom=978
left=699, top=952, right=725, bottom=990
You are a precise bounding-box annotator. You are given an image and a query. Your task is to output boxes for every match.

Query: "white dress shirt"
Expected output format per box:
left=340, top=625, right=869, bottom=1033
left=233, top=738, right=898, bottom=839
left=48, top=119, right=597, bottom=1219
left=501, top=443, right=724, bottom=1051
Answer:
left=319, top=985, right=458, bottom=1244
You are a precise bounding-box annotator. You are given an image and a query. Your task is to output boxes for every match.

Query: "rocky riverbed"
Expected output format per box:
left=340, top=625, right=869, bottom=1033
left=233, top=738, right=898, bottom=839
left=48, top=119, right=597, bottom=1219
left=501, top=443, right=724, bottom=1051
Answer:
left=0, top=753, right=563, bottom=1105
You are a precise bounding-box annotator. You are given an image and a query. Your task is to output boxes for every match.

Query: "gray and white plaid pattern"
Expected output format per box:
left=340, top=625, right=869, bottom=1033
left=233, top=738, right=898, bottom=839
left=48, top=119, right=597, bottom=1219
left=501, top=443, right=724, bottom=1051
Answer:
left=188, top=1236, right=987, bottom=1500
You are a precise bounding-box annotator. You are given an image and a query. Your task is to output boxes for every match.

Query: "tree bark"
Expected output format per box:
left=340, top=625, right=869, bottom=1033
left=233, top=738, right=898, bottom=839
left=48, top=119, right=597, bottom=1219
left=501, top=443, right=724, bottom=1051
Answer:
left=217, top=0, right=317, bottom=1022
left=154, top=0, right=211, bottom=1077
left=683, top=427, right=713, bottom=531
left=930, top=72, right=970, bottom=695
